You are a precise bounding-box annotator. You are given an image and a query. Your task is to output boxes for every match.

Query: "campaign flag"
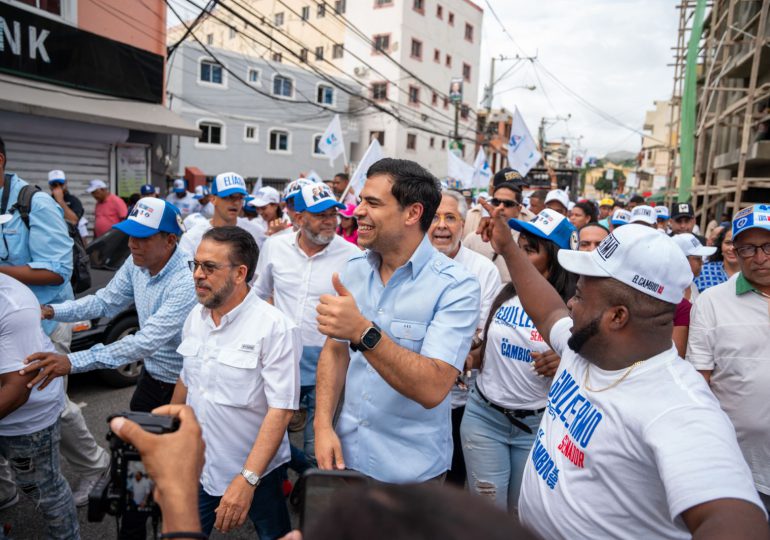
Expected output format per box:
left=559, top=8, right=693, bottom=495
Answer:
left=306, top=170, right=323, bottom=183
left=349, top=139, right=384, bottom=197
left=447, top=150, right=475, bottom=187
left=507, top=108, right=542, bottom=176
left=318, top=114, right=345, bottom=165
left=472, top=147, right=492, bottom=189
left=251, top=176, right=263, bottom=195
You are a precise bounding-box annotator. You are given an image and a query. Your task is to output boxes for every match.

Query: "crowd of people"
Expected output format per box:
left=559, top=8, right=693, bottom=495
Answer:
left=0, top=132, right=769, bottom=539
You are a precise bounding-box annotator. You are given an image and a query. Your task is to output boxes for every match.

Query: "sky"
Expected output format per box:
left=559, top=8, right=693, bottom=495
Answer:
left=478, top=0, right=679, bottom=159
left=167, top=0, right=680, bottom=160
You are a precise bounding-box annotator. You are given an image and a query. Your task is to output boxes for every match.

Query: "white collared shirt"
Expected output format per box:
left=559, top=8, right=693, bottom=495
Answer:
left=254, top=232, right=360, bottom=348
left=178, top=289, right=300, bottom=496
left=179, top=217, right=267, bottom=258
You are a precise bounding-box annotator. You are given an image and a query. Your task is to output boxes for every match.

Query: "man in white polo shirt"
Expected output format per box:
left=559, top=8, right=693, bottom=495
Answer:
left=687, top=204, right=770, bottom=511
left=480, top=200, right=768, bottom=538
left=254, top=183, right=359, bottom=470
left=179, top=172, right=266, bottom=256
left=172, top=226, right=299, bottom=538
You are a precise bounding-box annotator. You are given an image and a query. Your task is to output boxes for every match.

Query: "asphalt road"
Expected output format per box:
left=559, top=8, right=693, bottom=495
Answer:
left=0, top=372, right=298, bottom=539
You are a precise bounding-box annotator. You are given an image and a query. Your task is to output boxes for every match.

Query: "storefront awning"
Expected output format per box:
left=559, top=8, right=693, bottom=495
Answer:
left=0, top=74, right=200, bottom=137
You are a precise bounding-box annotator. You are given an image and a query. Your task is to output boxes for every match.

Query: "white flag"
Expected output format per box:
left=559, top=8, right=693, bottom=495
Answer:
left=318, top=114, right=345, bottom=165
left=507, top=108, right=541, bottom=176
left=472, top=148, right=492, bottom=189
left=251, top=176, right=263, bottom=195
left=446, top=150, right=475, bottom=188
left=349, top=139, right=384, bottom=197
left=306, top=170, right=323, bottom=183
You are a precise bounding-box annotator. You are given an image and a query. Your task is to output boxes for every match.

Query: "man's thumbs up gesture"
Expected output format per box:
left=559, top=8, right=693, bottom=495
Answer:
left=317, top=273, right=370, bottom=343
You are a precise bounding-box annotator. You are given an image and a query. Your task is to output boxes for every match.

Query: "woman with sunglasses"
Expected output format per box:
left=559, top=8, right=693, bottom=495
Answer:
left=461, top=209, right=576, bottom=513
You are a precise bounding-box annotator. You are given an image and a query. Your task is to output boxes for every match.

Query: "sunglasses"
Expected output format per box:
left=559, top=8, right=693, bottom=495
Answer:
left=489, top=198, right=520, bottom=209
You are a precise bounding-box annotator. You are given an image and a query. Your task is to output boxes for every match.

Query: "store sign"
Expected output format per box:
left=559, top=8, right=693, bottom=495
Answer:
left=0, top=3, right=163, bottom=103
left=116, top=145, right=150, bottom=198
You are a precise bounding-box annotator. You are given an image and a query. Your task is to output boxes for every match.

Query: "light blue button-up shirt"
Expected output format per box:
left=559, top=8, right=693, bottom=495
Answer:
left=336, top=235, right=481, bottom=483
left=51, top=246, right=197, bottom=383
left=0, top=173, right=73, bottom=335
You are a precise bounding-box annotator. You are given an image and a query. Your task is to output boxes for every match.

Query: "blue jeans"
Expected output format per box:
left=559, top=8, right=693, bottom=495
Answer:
left=0, top=419, right=79, bottom=539
left=289, top=385, right=316, bottom=473
left=460, top=386, right=543, bottom=512
left=198, top=467, right=290, bottom=539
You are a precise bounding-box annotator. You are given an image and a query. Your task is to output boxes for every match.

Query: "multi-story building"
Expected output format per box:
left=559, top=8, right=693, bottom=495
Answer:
left=167, top=42, right=358, bottom=184
left=0, top=0, right=197, bottom=217
left=639, top=100, right=673, bottom=194
left=167, top=0, right=483, bottom=177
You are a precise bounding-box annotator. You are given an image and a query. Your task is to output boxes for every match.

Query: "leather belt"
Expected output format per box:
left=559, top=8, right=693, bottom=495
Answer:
left=474, top=382, right=545, bottom=434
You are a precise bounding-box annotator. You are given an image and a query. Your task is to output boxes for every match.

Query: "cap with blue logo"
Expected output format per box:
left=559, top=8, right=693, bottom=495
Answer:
left=172, top=179, right=186, bottom=194
left=732, top=204, right=770, bottom=240
left=508, top=208, right=576, bottom=249
left=611, top=209, right=631, bottom=226
left=48, top=170, right=66, bottom=185
left=655, top=206, right=670, bottom=220
left=113, top=197, right=185, bottom=238
left=294, top=183, right=345, bottom=214
left=193, top=185, right=210, bottom=200
left=211, top=172, right=248, bottom=198
left=282, top=178, right=315, bottom=201
left=140, top=184, right=157, bottom=196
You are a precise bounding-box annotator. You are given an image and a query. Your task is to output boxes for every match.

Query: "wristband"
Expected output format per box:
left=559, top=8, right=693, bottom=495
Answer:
left=159, top=533, right=207, bottom=539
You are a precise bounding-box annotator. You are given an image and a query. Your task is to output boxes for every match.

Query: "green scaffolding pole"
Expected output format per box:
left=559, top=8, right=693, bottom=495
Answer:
left=679, top=0, right=708, bottom=202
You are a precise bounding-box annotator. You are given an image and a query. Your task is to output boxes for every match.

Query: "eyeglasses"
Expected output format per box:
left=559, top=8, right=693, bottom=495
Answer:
left=489, top=198, right=520, bottom=209
left=734, top=243, right=770, bottom=258
left=189, top=260, right=237, bottom=275
left=431, top=213, right=461, bottom=225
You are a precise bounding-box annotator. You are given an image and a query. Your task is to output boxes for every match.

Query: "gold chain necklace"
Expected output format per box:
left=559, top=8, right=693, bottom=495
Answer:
left=583, top=360, right=646, bottom=393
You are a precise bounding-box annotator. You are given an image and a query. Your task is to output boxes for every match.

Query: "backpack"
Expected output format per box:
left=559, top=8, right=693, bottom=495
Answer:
left=1, top=178, right=92, bottom=294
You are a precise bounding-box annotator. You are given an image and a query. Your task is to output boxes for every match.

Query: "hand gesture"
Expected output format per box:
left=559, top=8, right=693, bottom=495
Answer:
left=531, top=349, right=561, bottom=378
left=478, top=199, right=516, bottom=255
left=21, top=353, right=72, bottom=389
left=316, top=273, right=368, bottom=343
left=267, top=219, right=292, bottom=236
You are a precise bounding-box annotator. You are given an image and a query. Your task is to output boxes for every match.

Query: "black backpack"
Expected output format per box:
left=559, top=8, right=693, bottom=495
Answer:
left=1, top=176, right=92, bottom=294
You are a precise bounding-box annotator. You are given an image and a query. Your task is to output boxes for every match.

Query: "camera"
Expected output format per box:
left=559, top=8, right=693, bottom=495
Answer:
left=88, top=411, right=179, bottom=524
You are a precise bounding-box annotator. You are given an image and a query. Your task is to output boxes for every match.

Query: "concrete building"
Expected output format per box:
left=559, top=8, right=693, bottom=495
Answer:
left=0, top=0, right=197, bottom=219
left=167, top=0, right=483, bottom=177
left=639, top=100, right=674, bottom=194
left=167, top=42, right=359, bottom=184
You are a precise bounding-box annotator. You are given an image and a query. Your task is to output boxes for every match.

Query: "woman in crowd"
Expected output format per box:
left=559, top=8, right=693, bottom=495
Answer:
left=568, top=201, right=597, bottom=229
left=461, top=209, right=576, bottom=513
left=693, top=226, right=739, bottom=292
left=337, top=204, right=358, bottom=245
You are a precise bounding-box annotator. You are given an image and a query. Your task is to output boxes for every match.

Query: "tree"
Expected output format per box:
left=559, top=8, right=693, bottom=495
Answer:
left=594, top=177, right=613, bottom=194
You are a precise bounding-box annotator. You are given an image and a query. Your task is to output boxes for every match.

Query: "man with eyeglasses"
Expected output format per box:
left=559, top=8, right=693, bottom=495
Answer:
left=687, top=204, right=770, bottom=512
left=23, top=197, right=197, bottom=414
left=254, top=183, right=359, bottom=472
left=179, top=172, right=266, bottom=257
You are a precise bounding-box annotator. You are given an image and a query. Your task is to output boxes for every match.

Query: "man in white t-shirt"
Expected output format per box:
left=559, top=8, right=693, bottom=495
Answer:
left=179, top=172, right=266, bottom=257
left=687, top=204, right=770, bottom=512
left=0, top=274, right=78, bottom=538
left=480, top=201, right=768, bottom=539
left=165, top=179, right=197, bottom=219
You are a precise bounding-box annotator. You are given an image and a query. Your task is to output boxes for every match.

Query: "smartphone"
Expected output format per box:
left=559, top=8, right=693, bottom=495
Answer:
left=299, top=469, right=367, bottom=531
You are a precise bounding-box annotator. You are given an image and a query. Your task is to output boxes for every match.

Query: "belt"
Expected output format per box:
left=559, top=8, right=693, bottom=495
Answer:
left=474, top=382, right=545, bottom=434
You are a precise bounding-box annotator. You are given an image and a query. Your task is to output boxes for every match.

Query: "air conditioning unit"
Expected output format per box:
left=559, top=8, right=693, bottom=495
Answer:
left=353, top=66, right=369, bottom=77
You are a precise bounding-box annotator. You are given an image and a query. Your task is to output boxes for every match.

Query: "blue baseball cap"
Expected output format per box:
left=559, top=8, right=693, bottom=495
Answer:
left=508, top=208, right=576, bottom=249
left=140, top=184, right=157, bottom=196
left=294, top=183, right=345, bottom=213
left=243, top=196, right=258, bottom=213
left=733, top=204, right=770, bottom=240
left=211, top=172, right=248, bottom=198
left=113, top=197, right=184, bottom=238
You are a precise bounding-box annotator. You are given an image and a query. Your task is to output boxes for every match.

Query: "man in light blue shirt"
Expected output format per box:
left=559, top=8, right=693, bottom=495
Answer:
left=24, top=197, right=197, bottom=414
left=315, top=158, right=481, bottom=483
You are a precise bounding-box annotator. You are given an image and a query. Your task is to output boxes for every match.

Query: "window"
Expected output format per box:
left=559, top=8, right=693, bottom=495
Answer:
left=462, top=63, right=471, bottom=82
left=274, top=12, right=284, bottom=25
left=372, top=82, right=388, bottom=101
left=436, top=4, right=443, bottom=18
left=247, top=67, right=260, bottom=84
left=198, top=121, right=223, bottom=146
left=373, top=34, right=390, bottom=53
left=317, top=3, right=325, bottom=17
left=433, top=49, right=440, bottom=63
left=335, top=0, right=346, bottom=13
left=406, top=133, right=417, bottom=151
left=448, top=12, right=454, bottom=25
left=445, top=54, right=452, bottom=68
left=410, top=39, right=423, bottom=60
left=244, top=125, right=259, bottom=142
left=460, top=104, right=469, bottom=120
left=370, top=131, right=385, bottom=145
left=332, top=44, right=344, bottom=59
left=299, top=48, right=308, bottom=62
left=443, top=96, right=449, bottom=109
left=14, top=0, right=62, bottom=15
left=375, top=0, right=393, bottom=6
left=413, top=0, right=424, bottom=13
left=429, top=137, right=435, bottom=148
left=313, top=135, right=325, bottom=156
left=431, top=92, right=438, bottom=106
left=200, top=60, right=223, bottom=84
left=229, top=27, right=236, bottom=39
left=408, top=85, right=420, bottom=105
left=317, top=84, right=334, bottom=104
left=301, top=6, right=310, bottom=20
left=273, top=75, right=294, bottom=98
left=206, top=33, right=214, bottom=45
left=465, top=23, right=474, bottom=41
left=315, top=46, right=324, bottom=61
left=272, top=51, right=283, bottom=62
left=441, top=139, right=446, bottom=149
left=268, top=129, right=291, bottom=153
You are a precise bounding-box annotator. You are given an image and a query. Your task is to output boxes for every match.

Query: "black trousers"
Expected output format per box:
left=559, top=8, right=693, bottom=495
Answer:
left=446, top=405, right=467, bottom=487
left=129, top=370, right=176, bottom=412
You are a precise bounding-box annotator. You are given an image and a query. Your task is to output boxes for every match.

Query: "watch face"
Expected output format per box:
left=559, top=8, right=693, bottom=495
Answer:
left=362, top=327, right=381, bottom=349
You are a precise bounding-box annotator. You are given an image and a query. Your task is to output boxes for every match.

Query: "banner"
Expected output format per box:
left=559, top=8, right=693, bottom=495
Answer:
left=507, top=108, right=541, bottom=176
left=349, top=139, right=384, bottom=197
left=318, top=114, right=345, bottom=165
left=472, top=147, right=491, bottom=189
left=447, top=150, right=474, bottom=187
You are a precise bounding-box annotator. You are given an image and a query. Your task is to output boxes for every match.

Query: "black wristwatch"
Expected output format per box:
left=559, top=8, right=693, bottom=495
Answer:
left=350, top=322, right=382, bottom=352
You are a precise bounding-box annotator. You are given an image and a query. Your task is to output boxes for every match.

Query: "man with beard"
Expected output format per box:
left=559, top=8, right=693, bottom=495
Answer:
left=172, top=226, right=299, bottom=538
left=479, top=201, right=768, bottom=538
left=254, top=183, right=359, bottom=470
left=180, top=172, right=266, bottom=256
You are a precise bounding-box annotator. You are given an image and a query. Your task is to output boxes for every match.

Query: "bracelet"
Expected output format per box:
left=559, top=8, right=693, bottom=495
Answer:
left=159, top=533, right=207, bottom=539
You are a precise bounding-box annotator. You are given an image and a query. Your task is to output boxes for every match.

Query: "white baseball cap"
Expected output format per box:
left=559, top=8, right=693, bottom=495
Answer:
left=247, top=186, right=281, bottom=207
left=48, top=170, right=66, bottom=185
left=557, top=225, right=693, bottom=304
left=86, top=179, right=108, bottom=193
left=113, top=197, right=185, bottom=238
left=545, top=189, right=570, bottom=211
left=172, top=178, right=186, bottom=193
left=293, top=183, right=345, bottom=214
left=610, top=209, right=631, bottom=226
left=630, top=205, right=656, bottom=225
left=655, top=206, right=670, bottom=220
left=193, top=185, right=210, bottom=200
left=211, top=172, right=248, bottom=198
left=672, top=233, right=717, bottom=258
